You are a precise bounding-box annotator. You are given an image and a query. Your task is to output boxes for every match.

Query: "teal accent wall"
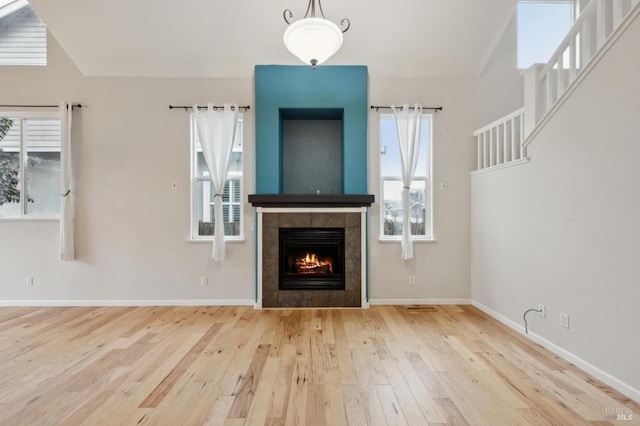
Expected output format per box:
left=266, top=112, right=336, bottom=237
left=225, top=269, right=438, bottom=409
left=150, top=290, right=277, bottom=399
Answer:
left=255, top=65, right=368, bottom=194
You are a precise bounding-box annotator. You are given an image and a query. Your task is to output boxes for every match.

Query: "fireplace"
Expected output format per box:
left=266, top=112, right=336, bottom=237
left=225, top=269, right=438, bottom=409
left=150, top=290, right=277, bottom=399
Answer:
left=251, top=209, right=368, bottom=308
left=279, top=228, right=345, bottom=290
left=252, top=66, right=371, bottom=308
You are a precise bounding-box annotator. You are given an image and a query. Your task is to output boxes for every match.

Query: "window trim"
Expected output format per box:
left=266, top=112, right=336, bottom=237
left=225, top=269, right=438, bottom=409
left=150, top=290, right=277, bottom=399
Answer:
left=0, top=0, right=28, bottom=20
left=378, top=113, right=434, bottom=242
left=0, top=111, right=61, bottom=221
left=516, top=0, right=576, bottom=70
left=189, top=114, right=244, bottom=242
left=0, top=4, right=47, bottom=66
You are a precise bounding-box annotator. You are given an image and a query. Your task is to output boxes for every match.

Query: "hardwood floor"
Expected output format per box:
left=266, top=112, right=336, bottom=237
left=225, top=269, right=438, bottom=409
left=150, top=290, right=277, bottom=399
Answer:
left=0, top=305, right=637, bottom=425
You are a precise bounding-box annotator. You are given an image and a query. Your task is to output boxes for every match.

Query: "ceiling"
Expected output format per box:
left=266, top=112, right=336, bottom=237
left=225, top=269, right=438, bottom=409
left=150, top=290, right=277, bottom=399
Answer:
left=27, top=0, right=518, bottom=79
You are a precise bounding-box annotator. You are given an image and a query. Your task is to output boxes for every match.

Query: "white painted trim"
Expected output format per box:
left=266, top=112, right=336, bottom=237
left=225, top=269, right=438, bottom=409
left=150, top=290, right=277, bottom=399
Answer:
left=0, top=0, right=28, bottom=19
left=472, top=300, right=640, bottom=403
left=473, top=108, right=525, bottom=137
left=186, top=238, right=246, bottom=244
left=377, top=238, right=438, bottom=244
left=471, top=300, right=531, bottom=334
left=524, top=1, right=640, bottom=147
left=361, top=210, right=369, bottom=309
left=255, top=209, right=263, bottom=309
left=369, top=298, right=471, bottom=305
left=469, top=158, right=529, bottom=176
left=0, top=217, right=59, bottom=222
left=0, top=299, right=254, bottom=307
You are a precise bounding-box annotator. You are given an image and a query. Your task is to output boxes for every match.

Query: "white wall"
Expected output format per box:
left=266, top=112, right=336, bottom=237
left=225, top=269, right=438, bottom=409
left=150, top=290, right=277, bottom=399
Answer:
left=471, top=14, right=640, bottom=398
left=368, top=78, right=474, bottom=302
left=0, top=33, right=475, bottom=304
left=475, top=9, right=524, bottom=128
left=0, top=35, right=256, bottom=303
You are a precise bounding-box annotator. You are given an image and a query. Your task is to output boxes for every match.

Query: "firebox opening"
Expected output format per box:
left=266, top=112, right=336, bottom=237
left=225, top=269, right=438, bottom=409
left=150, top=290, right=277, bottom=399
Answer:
left=279, top=227, right=345, bottom=291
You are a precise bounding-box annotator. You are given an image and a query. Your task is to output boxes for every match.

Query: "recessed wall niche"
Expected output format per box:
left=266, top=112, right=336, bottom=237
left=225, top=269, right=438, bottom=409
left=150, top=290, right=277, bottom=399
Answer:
left=281, top=108, right=343, bottom=194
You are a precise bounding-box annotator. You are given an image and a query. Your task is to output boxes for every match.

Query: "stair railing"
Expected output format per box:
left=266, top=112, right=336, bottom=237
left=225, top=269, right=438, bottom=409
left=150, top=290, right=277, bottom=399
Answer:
left=472, top=108, right=526, bottom=171
left=473, top=0, right=640, bottom=172
left=523, top=0, right=640, bottom=136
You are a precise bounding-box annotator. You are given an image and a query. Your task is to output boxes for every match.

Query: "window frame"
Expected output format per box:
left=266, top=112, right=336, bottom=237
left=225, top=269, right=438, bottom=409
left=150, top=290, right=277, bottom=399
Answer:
left=0, top=3, right=47, bottom=66
left=517, top=0, right=576, bottom=70
left=0, top=111, right=61, bottom=220
left=189, top=113, right=244, bottom=242
left=378, top=112, right=434, bottom=242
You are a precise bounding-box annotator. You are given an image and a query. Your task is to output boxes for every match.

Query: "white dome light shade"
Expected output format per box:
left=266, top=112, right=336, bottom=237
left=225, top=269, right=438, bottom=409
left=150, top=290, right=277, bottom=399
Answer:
left=283, top=17, right=343, bottom=67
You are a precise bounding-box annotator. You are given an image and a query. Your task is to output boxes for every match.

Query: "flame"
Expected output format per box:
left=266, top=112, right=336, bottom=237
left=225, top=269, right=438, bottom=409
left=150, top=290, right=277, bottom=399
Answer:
left=294, top=252, right=333, bottom=274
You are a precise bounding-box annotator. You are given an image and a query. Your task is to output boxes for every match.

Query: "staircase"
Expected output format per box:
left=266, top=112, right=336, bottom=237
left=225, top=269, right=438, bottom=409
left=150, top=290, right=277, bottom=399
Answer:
left=472, top=0, right=640, bottom=173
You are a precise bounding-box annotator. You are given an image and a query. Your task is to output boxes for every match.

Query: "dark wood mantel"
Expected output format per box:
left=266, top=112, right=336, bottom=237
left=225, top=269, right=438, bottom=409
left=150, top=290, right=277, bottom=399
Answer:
left=248, top=194, right=374, bottom=208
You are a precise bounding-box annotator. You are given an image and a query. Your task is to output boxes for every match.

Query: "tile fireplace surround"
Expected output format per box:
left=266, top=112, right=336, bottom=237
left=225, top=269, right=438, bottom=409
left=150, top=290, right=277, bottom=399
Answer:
left=250, top=195, right=373, bottom=309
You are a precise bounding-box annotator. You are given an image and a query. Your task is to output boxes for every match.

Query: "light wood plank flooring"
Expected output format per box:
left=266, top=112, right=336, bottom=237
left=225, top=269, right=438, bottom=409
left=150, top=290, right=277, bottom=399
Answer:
left=0, top=305, right=637, bottom=425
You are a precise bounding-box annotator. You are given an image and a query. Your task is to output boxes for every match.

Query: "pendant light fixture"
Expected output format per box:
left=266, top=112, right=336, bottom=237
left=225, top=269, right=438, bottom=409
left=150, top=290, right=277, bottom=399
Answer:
left=283, top=0, right=350, bottom=68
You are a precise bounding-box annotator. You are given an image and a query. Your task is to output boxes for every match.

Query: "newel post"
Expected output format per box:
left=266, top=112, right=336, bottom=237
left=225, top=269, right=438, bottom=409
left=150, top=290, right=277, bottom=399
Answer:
left=521, top=63, right=544, bottom=139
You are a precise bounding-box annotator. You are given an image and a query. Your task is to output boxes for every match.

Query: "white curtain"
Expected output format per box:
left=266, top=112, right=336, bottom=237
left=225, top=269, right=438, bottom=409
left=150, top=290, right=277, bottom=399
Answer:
left=391, top=104, right=422, bottom=260
left=59, top=101, right=75, bottom=260
left=193, top=103, right=239, bottom=261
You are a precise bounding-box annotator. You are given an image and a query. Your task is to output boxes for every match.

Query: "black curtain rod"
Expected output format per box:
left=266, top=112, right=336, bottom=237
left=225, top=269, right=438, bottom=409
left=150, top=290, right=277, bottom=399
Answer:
left=0, top=103, right=82, bottom=109
left=169, top=105, right=250, bottom=111
left=370, top=105, right=443, bottom=112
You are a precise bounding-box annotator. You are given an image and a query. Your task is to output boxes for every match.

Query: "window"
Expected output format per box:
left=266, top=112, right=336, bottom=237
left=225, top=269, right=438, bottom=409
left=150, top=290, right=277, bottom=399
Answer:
left=379, top=114, right=433, bottom=240
left=190, top=114, right=243, bottom=240
left=0, top=2, right=47, bottom=66
left=0, top=112, right=61, bottom=218
left=517, top=1, right=574, bottom=69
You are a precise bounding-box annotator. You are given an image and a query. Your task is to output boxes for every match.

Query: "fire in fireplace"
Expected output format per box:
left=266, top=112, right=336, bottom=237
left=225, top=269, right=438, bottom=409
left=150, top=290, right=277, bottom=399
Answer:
left=290, top=252, right=333, bottom=275
left=279, top=228, right=345, bottom=290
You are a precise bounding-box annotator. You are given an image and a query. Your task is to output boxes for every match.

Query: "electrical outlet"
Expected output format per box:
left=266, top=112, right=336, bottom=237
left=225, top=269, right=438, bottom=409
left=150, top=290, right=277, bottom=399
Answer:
left=26, top=276, right=33, bottom=286
left=538, top=304, right=546, bottom=318
left=409, top=276, right=416, bottom=285
left=560, top=313, right=570, bottom=329
left=200, top=276, right=208, bottom=286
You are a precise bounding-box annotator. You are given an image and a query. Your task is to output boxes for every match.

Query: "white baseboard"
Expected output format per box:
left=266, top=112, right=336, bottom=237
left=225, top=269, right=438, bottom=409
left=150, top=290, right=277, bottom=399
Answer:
left=369, top=298, right=471, bottom=305
left=0, top=299, right=254, bottom=307
left=2, top=298, right=470, bottom=308
left=472, top=300, right=640, bottom=403
left=4, top=297, right=635, bottom=402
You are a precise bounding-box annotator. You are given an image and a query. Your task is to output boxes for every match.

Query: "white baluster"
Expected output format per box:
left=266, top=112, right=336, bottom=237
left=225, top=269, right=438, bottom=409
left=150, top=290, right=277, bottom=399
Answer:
left=483, top=131, right=488, bottom=169
left=557, top=54, right=565, bottom=97
left=489, top=128, right=494, bottom=167
left=596, top=0, right=607, bottom=49
left=613, top=0, right=623, bottom=27
left=569, top=36, right=577, bottom=82
left=581, top=16, right=591, bottom=68
left=496, top=124, right=502, bottom=165
left=511, top=117, right=516, bottom=162
left=477, top=136, right=482, bottom=170
left=545, top=71, right=554, bottom=114
left=503, top=121, right=508, bottom=163
left=519, top=113, right=525, bottom=159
